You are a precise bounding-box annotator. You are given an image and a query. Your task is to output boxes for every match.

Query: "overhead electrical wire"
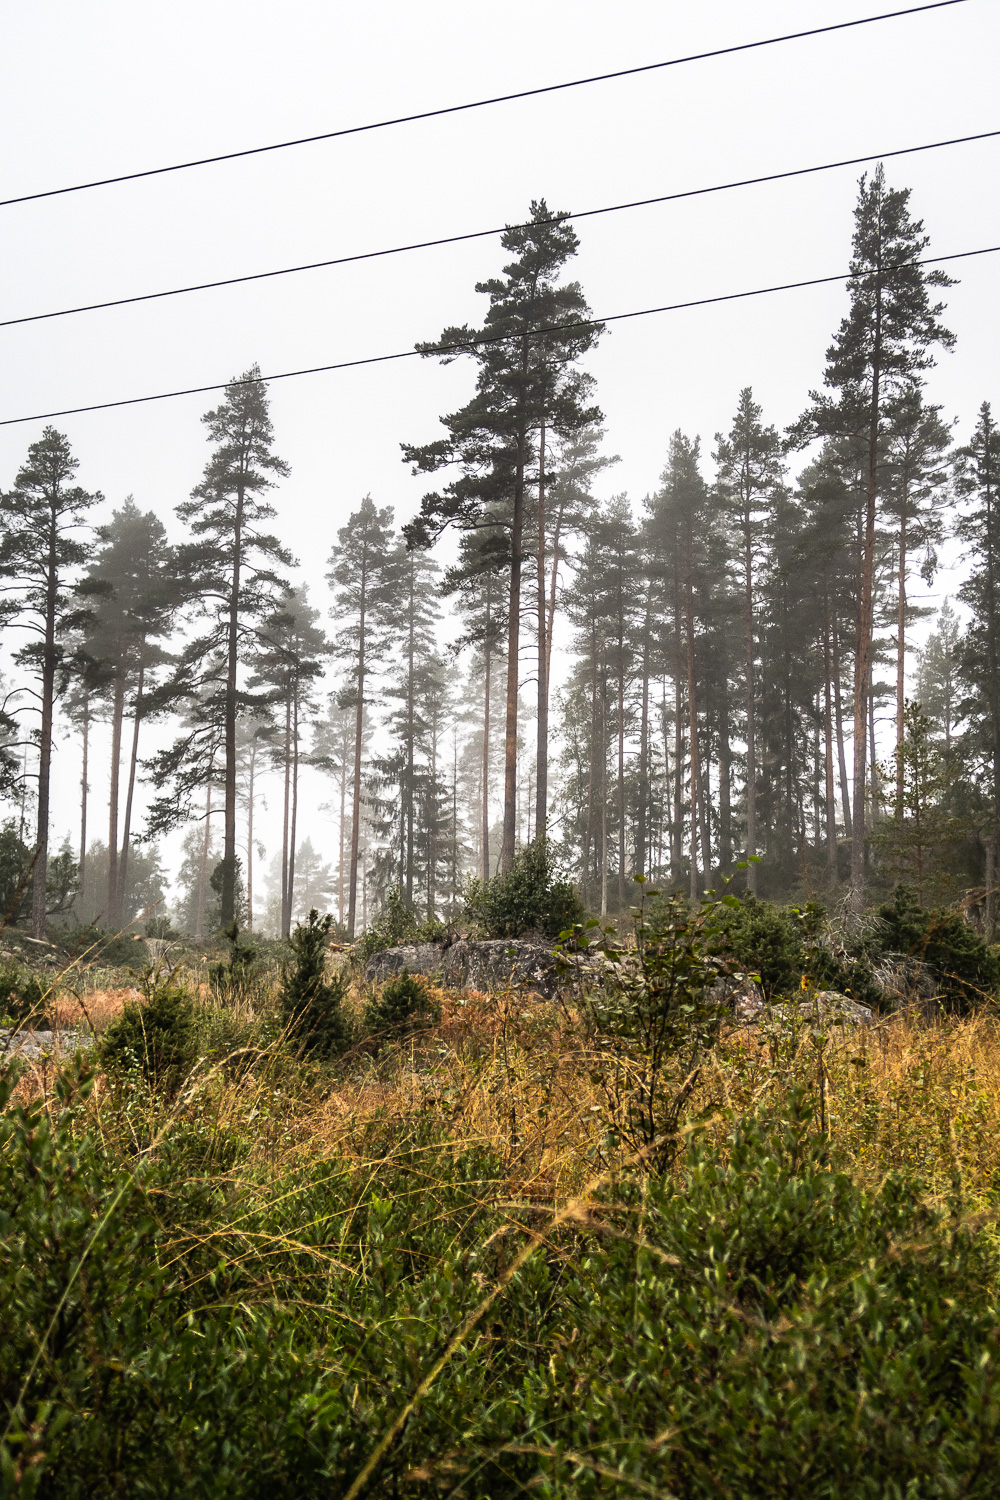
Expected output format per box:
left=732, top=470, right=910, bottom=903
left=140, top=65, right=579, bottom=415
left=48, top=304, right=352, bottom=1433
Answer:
left=2, top=243, right=995, bottom=429
left=2, top=128, right=996, bottom=332
left=0, top=0, right=970, bottom=210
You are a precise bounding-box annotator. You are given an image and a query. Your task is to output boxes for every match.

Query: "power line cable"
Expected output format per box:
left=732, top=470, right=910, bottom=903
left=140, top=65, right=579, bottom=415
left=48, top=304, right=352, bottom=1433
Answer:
left=0, top=0, right=970, bottom=211
left=3, top=127, right=996, bottom=332
left=1, top=244, right=994, bottom=429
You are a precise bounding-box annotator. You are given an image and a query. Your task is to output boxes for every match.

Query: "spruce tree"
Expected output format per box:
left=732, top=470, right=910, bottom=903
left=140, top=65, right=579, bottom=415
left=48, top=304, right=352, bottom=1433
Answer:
left=0, top=428, right=100, bottom=937
left=403, top=200, right=603, bottom=871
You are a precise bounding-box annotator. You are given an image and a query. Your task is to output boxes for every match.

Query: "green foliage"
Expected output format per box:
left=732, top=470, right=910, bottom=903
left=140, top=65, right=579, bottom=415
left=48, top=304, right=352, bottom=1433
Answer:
left=280, top=909, right=349, bottom=1058
left=63, top=923, right=147, bottom=970
left=568, top=886, right=724, bottom=1169
left=98, top=974, right=198, bottom=1095
left=0, top=821, right=80, bottom=925
left=876, top=885, right=1000, bottom=1011
left=363, top=967, right=440, bottom=1048
left=354, top=887, right=446, bottom=962
left=2, top=1072, right=999, bottom=1496
left=0, top=963, right=48, bottom=1026
left=208, top=921, right=258, bottom=1003
left=465, top=837, right=583, bottom=940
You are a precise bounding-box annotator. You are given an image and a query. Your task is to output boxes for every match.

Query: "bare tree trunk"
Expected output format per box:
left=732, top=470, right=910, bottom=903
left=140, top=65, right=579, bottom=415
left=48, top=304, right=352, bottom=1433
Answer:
left=833, top=617, right=853, bottom=838
left=338, top=743, right=347, bottom=928
left=31, top=519, right=59, bottom=941
left=637, top=623, right=650, bottom=876
left=107, top=677, right=125, bottom=926
left=222, top=490, right=245, bottom=927
left=79, top=699, right=89, bottom=896
left=896, top=511, right=908, bottom=810
left=117, top=663, right=146, bottom=925
left=347, top=591, right=367, bottom=939
left=482, top=634, right=492, bottom=881
left=823, top=598, right=838, bottom=881
left=246, top=734, right=257, bottom=933
left=287, top=694, right=300, bottom=932
left=743, top=506, right=758, bottom=892
left=535, top=414, right=549, bottom=839
left=196, top=782, right=212, bottom=940
left=280, top=695, right=292, bottom=937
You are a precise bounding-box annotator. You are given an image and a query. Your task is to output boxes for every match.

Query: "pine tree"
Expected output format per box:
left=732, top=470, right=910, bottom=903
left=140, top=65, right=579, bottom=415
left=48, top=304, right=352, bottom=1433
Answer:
left=794, top=166, right=955, bottom=908
left=872, top=701, right=964, bottom=903
left=0, top=428, right=100, bottom=937
left=327, top=497, right=403, bottom=939
left=151, top=367, right=292, bottom=925
left=917, top=599, right=962, bottom=750
left=403, top=200, right=603, bottom=870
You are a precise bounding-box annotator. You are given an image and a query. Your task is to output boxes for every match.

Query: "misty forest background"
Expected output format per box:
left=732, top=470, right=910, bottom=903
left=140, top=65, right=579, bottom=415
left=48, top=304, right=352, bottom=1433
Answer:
left=1, top=165, right=998, bottom=946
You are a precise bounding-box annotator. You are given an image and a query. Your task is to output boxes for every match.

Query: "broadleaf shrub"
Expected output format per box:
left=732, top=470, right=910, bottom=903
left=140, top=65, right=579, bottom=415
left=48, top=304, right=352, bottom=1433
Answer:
left=465, top=838, right=583, bottom=940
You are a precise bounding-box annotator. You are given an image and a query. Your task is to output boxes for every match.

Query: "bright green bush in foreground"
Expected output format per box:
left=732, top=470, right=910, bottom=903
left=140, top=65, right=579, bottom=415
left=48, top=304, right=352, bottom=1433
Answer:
left=2, top=1063, right=1000, bottom=1498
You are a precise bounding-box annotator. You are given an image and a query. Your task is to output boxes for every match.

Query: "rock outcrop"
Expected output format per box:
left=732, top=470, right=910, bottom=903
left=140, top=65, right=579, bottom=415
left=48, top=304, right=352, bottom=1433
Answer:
left=364, top=939, right=562, bottom=997
left=1, top=1028, right=93, bottom=1063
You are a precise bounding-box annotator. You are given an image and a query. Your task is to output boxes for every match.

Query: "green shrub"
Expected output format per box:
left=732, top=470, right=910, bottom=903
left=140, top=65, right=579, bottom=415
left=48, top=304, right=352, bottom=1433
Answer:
left=280, top=910, right=350, bottom=1058
left=63, top=923, right=147, bottom=970
left=464, top=838, right=583, bottom=940
left=363, top=967, right=440, bottom=1047
left=875, top=884, right=1000, bottom=1011
left=98, top=974, right=198, bottom=1095
left=0, top=963, right=49, bottom=1025
left=208, top=922, right=259, bottom=1003
left=354, top=888, right=446, bottom=962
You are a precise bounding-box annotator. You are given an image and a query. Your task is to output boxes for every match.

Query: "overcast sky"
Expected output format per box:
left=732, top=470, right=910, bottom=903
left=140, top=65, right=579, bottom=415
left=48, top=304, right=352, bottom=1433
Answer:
left=0, top=0, right=996, bottom=906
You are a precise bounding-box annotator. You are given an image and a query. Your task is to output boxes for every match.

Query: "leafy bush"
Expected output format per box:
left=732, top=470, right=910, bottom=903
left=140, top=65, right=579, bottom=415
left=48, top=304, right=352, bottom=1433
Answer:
left=465, top=838, right=583, bottom=940
left=280, top=910, right=350, bottom=1058
left=875, top=884, right=1000, bottom=1011
left=0, top=963, right=49, bottom=1025
left=208, top=921, right=259, bottom=1004
left=98, top=974, right=199, bottom=1095
left=710, top=893, right=881, bottom=1006
left=354, top=888, right=446, bottom=962
left=363, top=967, right=441, bottom=1048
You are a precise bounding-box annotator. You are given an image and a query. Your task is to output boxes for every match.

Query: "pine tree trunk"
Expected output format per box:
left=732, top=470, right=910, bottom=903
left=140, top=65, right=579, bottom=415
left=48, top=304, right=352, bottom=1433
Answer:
left=833, top=617, right=853, bottom=838
left=196, top=783, right=212, bottom=940
left=79, top=699, right=89, bottom=896
left=288, top=694, right=300, bottom=932
left=405, top=563, right=415, bottom=904
left=281, top=696, right=292, bottom=937
left=222, top=490, right=245, bottom=927
left=117, top=662, right=145, bottom=925
left=896, top=512, right=908, bottom=811
left=482, top=628, right=492, bottom=881
left=338, top=742, right=347, bottom=928
left=31, top=515, right=59, bottom=940
left=823, top=599, right=838, bottom=881
left=246, top=736, right=257, bottom=933
left=535, top=414, right=548, bottom=839
left=637, top=624, right=650, bottom=876
left=617, top=656, right=627, bottom=904
left=743, top=511, right=758, bottom=893
left=107, top=676, right=125, bottom=926
left=347, top=601, right=367, bottom=940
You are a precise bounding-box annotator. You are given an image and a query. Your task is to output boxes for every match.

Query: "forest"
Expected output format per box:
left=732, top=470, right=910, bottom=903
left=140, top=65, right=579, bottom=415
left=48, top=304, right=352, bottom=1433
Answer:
left=0, top=164, right=995, bottom=948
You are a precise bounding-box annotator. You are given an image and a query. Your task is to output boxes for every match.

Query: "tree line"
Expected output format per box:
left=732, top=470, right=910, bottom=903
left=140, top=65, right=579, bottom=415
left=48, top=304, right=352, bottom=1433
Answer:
left=0, top=168, right=997, bottom=940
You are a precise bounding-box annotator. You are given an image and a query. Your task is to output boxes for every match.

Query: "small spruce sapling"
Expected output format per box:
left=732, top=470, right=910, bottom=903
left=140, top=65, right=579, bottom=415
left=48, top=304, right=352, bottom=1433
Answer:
left=281, top=909, right=349, bottom=1057
left=363, top=968, right=440, bottom=1049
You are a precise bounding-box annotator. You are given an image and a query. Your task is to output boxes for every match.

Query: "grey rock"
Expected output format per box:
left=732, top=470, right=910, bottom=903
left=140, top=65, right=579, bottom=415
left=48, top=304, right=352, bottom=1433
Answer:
left=364, top=939, right=561, bottom=997
left=767, top=990, right=874, bottom=1030
left=0, top=1027, right=94, bottom=1063
left=707, top=975, right=767, bottom=1024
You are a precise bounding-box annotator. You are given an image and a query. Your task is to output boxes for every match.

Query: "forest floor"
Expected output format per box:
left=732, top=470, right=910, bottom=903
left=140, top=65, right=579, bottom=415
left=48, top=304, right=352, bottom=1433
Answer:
left=5, top=953, right=1000, bottom=1494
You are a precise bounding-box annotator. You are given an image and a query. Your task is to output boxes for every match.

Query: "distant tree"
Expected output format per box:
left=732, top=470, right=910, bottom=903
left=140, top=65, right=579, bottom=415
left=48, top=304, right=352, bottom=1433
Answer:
left=0, top=428, right=100, bottom=936
left=403, top=200, right=603, bottom=869
left=793, top=166, right=955, bottom=907
left=75, top=839, right=167, bottom=928
left=149, top=367, right=292, bottom=925
left=872, top=702, right=965, bottom=903
left=917, top=599, right=962, bottom=751
left=327, top=497, right=403, bottom=939
left=311, top=696, right=358, bottom=929
left=252, top=587, right=329, bottom=936
left=175, top=822, right=223, bottom=939
left=76, top=499, right=176, bottom=927
left=956, top=402, right=1000, bottom=927
left=714, top=388, right=785, bottom=893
